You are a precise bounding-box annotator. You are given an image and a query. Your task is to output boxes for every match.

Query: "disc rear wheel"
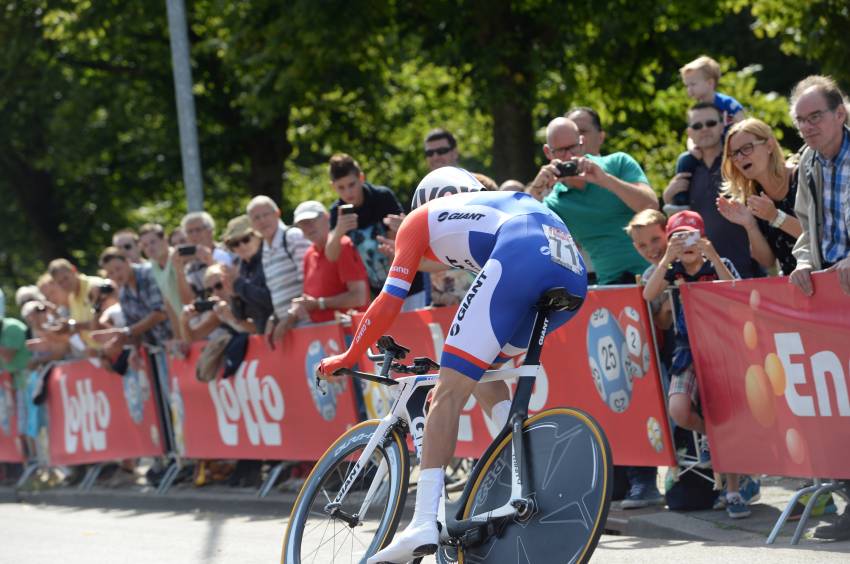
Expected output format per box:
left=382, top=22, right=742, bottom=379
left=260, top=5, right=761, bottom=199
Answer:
left=457, top=408, right=612, bottom=564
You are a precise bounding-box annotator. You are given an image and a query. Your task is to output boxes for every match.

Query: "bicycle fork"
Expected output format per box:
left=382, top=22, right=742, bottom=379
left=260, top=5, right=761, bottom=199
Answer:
left=325, top=414, right=400, bottom=527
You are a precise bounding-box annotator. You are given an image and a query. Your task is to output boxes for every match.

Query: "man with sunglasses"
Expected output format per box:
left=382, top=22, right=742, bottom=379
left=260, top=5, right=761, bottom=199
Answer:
left=530, top=115, right=658, bottom=285
left=664, top=102, right=758, bottom=278
left=424, top=128, right=459, bottom=171
left=788, top=75, right=850, bottom=301
left=112, top=229, right=145, bottom=264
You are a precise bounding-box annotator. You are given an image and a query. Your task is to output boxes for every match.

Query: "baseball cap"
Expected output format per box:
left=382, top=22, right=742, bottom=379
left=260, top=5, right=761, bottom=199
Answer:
left=293, top=201, right=327, bottom=224
left=410, top=166, right=484, bottom=210
left=666, top=210, right=705, bottom=237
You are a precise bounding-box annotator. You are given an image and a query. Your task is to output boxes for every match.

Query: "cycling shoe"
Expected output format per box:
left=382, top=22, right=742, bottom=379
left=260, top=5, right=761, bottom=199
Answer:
left=367, top=520, right=438, bottom=564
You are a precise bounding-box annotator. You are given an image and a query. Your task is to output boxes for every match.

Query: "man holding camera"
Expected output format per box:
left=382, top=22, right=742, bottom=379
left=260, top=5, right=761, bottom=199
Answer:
left=175, top=211, right=235, bottom=300
left=93, top=247, right=173, bottom=353
left=531, top=115, right=658, bottom=285
left=532, top=114, right=662, bottom=509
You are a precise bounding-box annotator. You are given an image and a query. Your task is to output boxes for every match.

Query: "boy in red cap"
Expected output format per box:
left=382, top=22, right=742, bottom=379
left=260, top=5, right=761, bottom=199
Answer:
left=643, top=211, right=756, bottom=518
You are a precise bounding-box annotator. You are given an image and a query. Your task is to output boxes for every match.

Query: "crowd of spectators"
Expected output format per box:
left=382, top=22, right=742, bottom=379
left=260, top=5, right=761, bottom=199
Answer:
left=2, top=57, right=849, bottom=537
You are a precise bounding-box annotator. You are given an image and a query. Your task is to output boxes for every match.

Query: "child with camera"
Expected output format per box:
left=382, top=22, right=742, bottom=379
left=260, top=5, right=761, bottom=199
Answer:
left=642, top=211, right=759, bottom=518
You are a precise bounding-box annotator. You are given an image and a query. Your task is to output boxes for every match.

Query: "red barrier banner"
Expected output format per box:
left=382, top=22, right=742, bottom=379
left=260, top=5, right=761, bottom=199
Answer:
left=167, top=326, right=360, bottom=461
left=353, top=286, right=676, bottom=466
left=0, top=372, right=24, bottom=462
left=47, top=354, right=165, bottom=466
left=682, top=272, right=850, bottom=479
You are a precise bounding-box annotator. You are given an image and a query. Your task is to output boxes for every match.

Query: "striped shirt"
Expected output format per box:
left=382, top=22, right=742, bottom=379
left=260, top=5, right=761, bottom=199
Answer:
left=816, top=130, right=850, bottom=263
left=262, top=221, right=310, bottom=317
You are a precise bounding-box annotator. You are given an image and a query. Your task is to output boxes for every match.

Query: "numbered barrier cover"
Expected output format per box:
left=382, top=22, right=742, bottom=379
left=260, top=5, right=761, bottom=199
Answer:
left=0, top=372, right=23, bottom=462
left=167, top=326, right=359, bottom=461
left=354, top=286, right=676, bottom=466
left=47, top=354, right=165, bottom=466
left=682, top=272, right=850, bottom=478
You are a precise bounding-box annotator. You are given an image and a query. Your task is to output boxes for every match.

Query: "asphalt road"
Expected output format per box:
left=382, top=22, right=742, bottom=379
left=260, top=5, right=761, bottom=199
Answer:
left=1, top=502, right=848, bottom=564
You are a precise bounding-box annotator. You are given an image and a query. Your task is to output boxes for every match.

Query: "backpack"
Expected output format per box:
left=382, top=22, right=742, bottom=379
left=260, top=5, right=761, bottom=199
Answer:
left=281, top=225, right=294, bottom=263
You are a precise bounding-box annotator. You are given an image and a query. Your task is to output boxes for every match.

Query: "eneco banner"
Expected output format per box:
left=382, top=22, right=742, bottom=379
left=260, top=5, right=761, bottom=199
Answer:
left=0, top=372, right=23, bottom=462
left=167, top=327, right=359, bottom=461
left=354, top=286, right=676, bottom=466
left=682, top=272, right=850, bottom=479
left=47, top=354, right=165, bottom=465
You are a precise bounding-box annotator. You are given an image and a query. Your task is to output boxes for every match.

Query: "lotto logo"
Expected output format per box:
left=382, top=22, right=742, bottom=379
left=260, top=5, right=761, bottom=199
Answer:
left=208, top=360, right=285, bottom=447
left=60, top=376, right=111, bottom=454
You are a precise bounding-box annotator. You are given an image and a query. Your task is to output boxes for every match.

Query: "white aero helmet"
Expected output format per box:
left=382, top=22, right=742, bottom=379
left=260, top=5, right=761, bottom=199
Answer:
left=410, top=166, right=484, bottom=210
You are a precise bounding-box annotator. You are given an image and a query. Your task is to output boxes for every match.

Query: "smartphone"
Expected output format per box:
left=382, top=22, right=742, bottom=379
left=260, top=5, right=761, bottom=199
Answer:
left=339, top=204, right=355, bottom=216
left=177, top=244, right=197, bottom=256
left=193, top=299, right=215, bottom=312
left=674, top=231, right=700, bottom=247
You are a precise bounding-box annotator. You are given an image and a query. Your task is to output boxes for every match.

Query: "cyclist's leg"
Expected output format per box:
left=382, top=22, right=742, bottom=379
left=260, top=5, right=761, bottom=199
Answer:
left=471, top=379, right=510, bottom=422
left=368, top=366, right=475, bottom=563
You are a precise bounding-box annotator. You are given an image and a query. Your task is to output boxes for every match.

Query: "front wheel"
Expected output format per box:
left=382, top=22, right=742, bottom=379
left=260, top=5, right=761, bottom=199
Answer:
left=457, top=407, right=612, bottom=564
left=281, top=420, right=410, bottom=564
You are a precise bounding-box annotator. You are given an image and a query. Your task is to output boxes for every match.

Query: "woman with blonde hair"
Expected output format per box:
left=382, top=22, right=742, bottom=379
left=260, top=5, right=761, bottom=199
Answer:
left=717, top=118, right=802, bottom=274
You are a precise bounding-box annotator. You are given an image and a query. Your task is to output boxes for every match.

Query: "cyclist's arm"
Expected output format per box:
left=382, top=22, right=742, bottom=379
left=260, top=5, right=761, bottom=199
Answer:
left=419, top=258, right=449, bottom=272
left=319, top=210, right=430, bottom=376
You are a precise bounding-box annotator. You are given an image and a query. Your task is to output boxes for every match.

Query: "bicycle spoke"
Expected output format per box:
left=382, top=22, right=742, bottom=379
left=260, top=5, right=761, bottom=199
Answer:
left=284, top=422, right=409, bottom=564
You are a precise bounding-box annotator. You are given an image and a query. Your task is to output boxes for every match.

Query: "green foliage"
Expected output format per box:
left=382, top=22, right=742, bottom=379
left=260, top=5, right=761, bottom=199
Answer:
left=0, top=0, right=838, bottom=314
left=743, top=0, right=850, bottom=87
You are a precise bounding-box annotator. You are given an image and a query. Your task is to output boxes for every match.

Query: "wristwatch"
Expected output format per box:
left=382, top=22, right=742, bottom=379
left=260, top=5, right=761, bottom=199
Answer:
left=770, top=210, right=787, bottom=229
left=123, top=326, right=132, bottom=337
left=318, top=297, right=327, bottom=310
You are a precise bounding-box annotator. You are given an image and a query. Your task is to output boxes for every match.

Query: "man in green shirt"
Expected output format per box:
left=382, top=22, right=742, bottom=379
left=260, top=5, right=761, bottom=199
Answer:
left=0, top=317, right=32, bottom=391
left=530, top=109, right=663, bottom=509
left=530, top=111, right=658, bottom=284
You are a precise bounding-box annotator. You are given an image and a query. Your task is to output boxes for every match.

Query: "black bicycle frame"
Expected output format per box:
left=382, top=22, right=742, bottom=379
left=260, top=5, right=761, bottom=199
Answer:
left=444, top=307, right=551, bottom=542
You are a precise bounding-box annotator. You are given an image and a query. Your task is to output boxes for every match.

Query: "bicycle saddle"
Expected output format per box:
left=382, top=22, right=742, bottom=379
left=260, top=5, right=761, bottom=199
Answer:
left=536, top=287, right=584, bottom=312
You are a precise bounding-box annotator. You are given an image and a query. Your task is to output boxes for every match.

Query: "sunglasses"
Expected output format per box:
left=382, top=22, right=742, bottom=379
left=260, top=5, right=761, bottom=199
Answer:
left=121, top=243, right=135, bottom=251
left=204, top=281, right=224, bottom=293
left=728, top=139, right=767, bottom=160
left=688, top=119, right=719, bottom=131
left=227, top=234, right=253, bottom=250
left=424, top=146, right=453, bottom=157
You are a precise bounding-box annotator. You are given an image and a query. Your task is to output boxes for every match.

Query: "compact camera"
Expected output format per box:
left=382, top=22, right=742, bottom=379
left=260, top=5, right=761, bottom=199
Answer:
left=555, top=161, right=579, bottom=178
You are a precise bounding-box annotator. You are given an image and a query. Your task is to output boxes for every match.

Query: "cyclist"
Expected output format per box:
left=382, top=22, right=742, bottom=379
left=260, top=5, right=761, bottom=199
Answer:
left=317, top=166, right=588, bottom=563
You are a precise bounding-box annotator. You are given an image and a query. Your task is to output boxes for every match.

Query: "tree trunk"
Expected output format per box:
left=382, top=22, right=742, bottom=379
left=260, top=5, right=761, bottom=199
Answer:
left=1, top=152, right=68, bottom=262
left=491, top=95, right=536, bottom=184
left=247, top=114, right=292, bottom=208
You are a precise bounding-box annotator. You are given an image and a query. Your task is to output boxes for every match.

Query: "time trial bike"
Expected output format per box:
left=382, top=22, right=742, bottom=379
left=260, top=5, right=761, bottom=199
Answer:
left=281, top=287, right=612, bottom=564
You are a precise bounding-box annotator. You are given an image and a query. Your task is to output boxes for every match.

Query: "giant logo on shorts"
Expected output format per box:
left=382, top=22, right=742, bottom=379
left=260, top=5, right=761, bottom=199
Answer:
left=451, top=272, right=488, bottom=336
